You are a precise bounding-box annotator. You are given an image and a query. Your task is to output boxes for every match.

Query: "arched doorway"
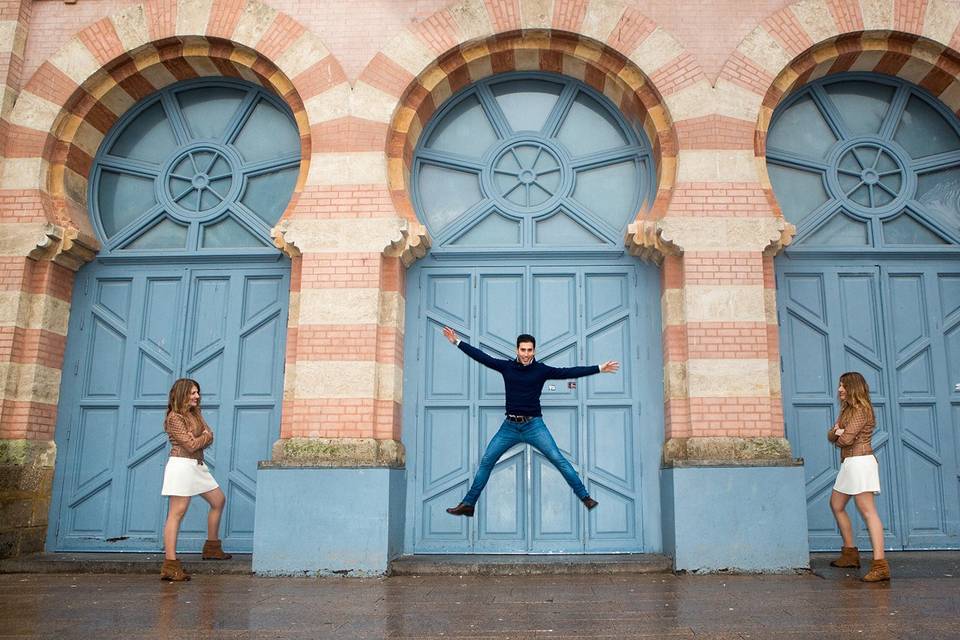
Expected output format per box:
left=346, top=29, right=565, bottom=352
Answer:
left=769, top=73, right=960, bottom=550
left=47, top=78, right=300, bottom=553
left=402, top=72, right=664, bottom=554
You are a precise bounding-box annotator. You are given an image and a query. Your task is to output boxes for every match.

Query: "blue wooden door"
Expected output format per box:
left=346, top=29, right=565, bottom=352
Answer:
left=48, top=260, right=289, bottom=552
left=408, top=263, right=654, bottom=553
left=777, top=259, right=960, bottom=550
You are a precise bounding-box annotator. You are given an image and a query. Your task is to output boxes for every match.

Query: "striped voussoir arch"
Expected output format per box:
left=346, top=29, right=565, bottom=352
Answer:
left=757, top=32, right=960, bottom=154
left=362, top=0, right=696, bottom=228
left=705, top=0, right=960, bottom=192
left=2, top=0, right=354, bottom=239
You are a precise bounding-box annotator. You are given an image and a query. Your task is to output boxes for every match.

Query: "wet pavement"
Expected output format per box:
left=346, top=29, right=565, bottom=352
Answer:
left=0, top=552, right=957, bottom=639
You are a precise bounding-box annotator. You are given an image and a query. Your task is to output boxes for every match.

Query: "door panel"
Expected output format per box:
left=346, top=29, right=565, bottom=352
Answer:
left=411, top=264, right=649, bottom=553
left=778, top=259, right=960, bottom=550
left=51, top=262, right=288, bottom=552
left=884, top=267, right=960, bottom=547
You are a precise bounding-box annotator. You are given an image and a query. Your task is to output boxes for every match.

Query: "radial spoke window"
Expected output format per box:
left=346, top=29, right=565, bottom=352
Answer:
left=90, top=78, right=302, bottom=254
left=413, top=73, right=654, bottom=250
left=766, top=73, right=960, bottom=249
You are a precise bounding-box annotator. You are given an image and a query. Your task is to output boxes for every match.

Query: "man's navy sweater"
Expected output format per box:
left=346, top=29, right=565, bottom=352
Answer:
left=458, top=341, right=600, bottom=416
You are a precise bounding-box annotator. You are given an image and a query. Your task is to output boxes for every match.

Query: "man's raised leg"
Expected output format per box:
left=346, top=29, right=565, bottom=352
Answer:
left=447, top=420, right=522, bottom=516
left=523, top=418, right=597, bottom=509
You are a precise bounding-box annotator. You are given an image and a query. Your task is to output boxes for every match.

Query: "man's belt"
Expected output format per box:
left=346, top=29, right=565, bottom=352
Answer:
left=506, top=414, right=533, bottom=423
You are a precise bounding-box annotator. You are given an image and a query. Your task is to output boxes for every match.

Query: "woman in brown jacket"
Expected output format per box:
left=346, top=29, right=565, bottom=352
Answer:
left=827, top=371, right=890, bottom=582
left=159, top=378, right=232, bottom=581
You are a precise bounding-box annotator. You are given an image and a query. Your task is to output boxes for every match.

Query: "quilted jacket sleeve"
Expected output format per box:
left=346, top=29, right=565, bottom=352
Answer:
left=165, top=413, right=212, bottom=453
left=836, top=407, right=871, bottom=447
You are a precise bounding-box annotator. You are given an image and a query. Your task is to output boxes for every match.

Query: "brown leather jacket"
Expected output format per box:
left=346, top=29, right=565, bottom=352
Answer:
left=164, top=411, right=213, bottom=464
left=827, top=405, right=874, bottom=462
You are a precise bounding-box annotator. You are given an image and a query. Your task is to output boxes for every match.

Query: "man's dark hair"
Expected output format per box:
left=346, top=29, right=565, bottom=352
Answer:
left=516, top=334, right=536, bottom=348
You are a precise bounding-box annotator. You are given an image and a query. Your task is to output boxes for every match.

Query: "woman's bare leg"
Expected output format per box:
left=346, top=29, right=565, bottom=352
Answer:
left=200, top=487, right=226, bottom=540
left=163, top=496, right=191, bottom=560
left=854, top=492, right=885, bottom=559
left=830, top=490, right=855, bottom=547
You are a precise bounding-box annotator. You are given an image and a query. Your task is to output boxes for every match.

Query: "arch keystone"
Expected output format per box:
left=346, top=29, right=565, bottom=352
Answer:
left=519, top=0, right=555, bottom=29
left=110, top=5, right=151, bottom=52
left=860, top=0, right=895, bottom=30
left=789, top=0, right=839, bottom=44
left=176, top=0, right=214, bottom=35
left=449, top=0, right=494, bottom=42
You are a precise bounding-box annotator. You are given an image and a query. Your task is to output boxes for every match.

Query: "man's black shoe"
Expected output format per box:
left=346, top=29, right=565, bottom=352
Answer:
left=582, top=496, right=599, bottom=510
left=446, top=503, right=475, bottom=517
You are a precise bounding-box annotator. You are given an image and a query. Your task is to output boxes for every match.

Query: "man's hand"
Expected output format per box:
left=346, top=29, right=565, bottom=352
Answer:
left=442, top=326, right=459, bottom=345
left=599, top=361, right=619, bottom=373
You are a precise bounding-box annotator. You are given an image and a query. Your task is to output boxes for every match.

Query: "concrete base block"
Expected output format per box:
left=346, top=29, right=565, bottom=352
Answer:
left=252, top=466, right=405, bottom=576
left=661, top=464, right=809, bottom=573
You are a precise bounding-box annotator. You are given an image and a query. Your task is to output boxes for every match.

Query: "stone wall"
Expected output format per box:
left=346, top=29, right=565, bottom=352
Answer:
left=0, top=440, right=55, bottom=558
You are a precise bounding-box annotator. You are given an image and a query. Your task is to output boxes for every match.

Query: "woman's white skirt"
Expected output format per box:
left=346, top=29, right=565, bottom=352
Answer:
left=833, top=454, right=881, bottom=495
left=161, top=456, right=219, bottom=496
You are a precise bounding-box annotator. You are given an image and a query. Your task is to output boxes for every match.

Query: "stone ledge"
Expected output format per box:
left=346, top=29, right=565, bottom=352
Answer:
left=263, top=437, right=405, bottom=469
left=0, top=552, right=252, bottom=575
left=389, top=554, right=673, bottom=576
left=662, top=436, right=793, bottom=466
left=0, top=440, right=56, bottom=467
left=663, top=459, right=803, bottom=468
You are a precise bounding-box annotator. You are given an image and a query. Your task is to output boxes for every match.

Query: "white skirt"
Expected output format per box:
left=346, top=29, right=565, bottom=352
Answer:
left=833, top=454, right=881, bottom=495
left=161, top=456, right=219, bottom=496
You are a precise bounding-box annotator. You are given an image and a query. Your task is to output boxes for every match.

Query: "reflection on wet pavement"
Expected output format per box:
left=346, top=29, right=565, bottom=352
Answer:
left=1, top=553, right=958, bottom=639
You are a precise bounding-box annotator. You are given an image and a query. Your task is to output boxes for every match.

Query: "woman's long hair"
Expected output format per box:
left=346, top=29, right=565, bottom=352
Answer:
left=167, top=378, right=202, bottom=416
left=839, top=371, right=874, bottom=423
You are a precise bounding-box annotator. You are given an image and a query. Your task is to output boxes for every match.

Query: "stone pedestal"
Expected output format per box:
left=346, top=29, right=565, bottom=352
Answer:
left=252, top=438, right=406, bottom=576
left=660, top=461, right=809, bottom=573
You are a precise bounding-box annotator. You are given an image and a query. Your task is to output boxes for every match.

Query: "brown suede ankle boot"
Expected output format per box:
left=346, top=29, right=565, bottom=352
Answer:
left=861, top=558, right=890, bottom=582
left=830, top=546, right=860, bottom=568
left=201, top=539, right=232, bottom=560
left=160, top=559, right=190, bottom=581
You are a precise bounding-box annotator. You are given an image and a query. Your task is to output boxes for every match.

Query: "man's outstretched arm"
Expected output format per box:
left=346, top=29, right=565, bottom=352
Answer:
left=543, top=360, right=620, bottom=379
left=442, top=326, right=507, bottom=371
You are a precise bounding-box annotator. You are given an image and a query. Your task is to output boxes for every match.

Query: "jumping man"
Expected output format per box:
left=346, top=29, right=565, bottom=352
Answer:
left=443, top=326, right=620, bottom=517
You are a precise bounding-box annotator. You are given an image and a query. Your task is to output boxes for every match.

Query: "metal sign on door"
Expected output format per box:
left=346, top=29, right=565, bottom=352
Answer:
left=48, top=261, right=289, bottom=553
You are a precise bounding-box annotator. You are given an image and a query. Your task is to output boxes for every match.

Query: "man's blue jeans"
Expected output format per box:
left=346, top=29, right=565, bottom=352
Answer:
left=461, top=416, right=589, bottom=506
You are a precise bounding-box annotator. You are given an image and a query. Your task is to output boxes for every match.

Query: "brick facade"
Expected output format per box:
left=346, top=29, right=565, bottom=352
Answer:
left=1, top=0, right=957, bottom=557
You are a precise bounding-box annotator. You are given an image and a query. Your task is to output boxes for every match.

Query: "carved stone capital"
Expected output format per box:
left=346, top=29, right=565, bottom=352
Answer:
left=27, top=224, right=98, bottom=271
left=271, top=221, right=302, bottom=258
left=382, top=219, right=431, bottom=266
left=762, top=219, right=796, bottom=257
left=267, top=437, right=405, bottom=468
left=625, top=220, right=683, bottom=265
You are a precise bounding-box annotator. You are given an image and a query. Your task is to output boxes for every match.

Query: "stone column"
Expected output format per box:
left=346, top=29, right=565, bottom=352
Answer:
left=628, top=177, right=809, bottom=572
left=0, top=225, right=95, bottom=558
left=253, top=166, right=428, bottom=575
